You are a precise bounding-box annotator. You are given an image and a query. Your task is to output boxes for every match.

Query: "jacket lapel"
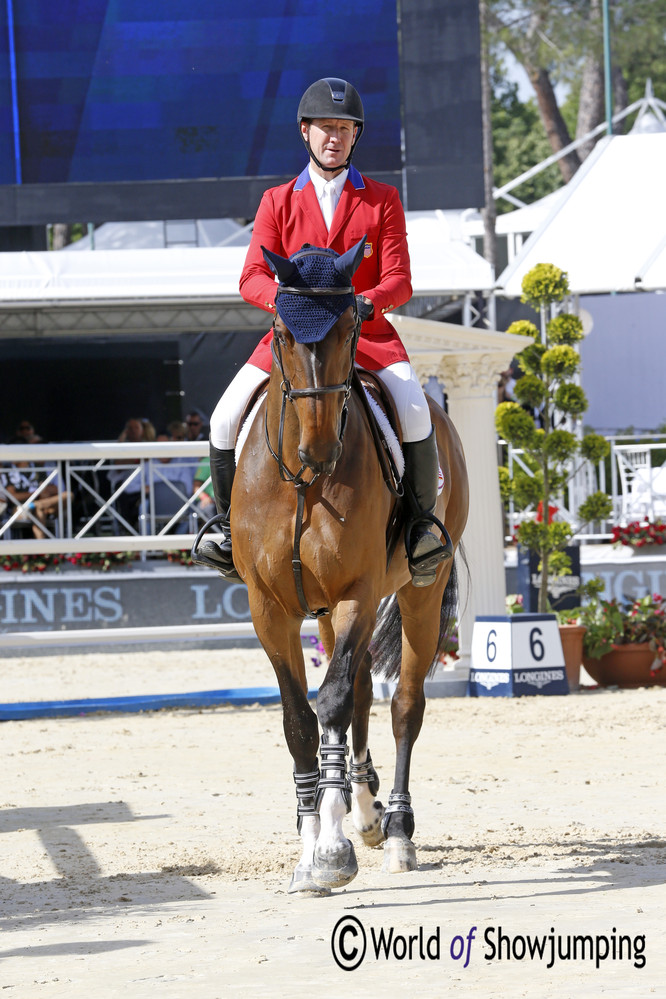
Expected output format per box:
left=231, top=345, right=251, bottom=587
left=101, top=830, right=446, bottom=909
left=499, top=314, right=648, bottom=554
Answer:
left=327, top=165, right=365, bottom=246
left=293, top=167, right=328, bottom=244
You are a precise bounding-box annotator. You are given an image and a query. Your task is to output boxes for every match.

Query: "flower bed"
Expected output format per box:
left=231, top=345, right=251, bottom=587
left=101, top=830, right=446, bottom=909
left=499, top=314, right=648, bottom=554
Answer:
left=612, top=520, right=666, bottom=548
left=1, top=551, right=138, bottom=573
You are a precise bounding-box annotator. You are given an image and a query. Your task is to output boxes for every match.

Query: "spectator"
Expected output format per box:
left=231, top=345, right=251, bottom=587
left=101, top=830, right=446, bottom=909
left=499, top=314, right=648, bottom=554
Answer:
left=0, top=459, right=68, bottom=539
left=107, top=417, right=157, bottom=528
left=192, top=456, right=215, bottom=520
left=12, top=419, right=43, bottom=444
left=185, top=409, right=209, bottom=441
left=151, top=434, right=196, bottom=492
left=117, top=417, right=156, bottom=444
left=497, top=368, right=516, bottom=404
left=166, top=420, right=188, bottom=441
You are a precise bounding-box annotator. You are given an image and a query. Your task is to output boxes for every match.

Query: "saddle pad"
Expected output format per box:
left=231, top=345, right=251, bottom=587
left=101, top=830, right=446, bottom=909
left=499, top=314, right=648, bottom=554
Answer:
left=235, top=393, right=267, bottom=465
left=363, top=389, right=405, bottom=479
left=235, top=387, right=442, bottom=493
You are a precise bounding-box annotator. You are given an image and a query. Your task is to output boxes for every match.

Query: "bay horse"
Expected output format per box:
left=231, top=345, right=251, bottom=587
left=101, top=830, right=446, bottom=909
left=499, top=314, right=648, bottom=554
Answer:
left=231, top=237, right=469, bottom=894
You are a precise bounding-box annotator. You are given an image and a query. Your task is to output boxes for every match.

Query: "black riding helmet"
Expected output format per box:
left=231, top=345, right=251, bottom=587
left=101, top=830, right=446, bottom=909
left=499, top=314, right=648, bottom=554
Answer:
left=297, top=78, right=364, bottom=172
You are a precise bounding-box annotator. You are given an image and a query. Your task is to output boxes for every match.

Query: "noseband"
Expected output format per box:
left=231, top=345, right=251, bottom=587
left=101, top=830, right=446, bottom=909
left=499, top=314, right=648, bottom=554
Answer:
left=265, top=282, right=361, bottom=619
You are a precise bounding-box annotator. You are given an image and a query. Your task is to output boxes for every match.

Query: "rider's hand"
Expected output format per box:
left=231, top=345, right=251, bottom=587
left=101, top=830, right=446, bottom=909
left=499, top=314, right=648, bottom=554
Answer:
left=355, top=295, right=374, bottom=323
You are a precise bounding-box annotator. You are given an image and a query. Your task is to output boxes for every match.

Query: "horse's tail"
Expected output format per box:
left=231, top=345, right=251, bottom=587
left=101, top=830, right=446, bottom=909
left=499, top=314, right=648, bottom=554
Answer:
left=369, top=549, right=464, bottom=682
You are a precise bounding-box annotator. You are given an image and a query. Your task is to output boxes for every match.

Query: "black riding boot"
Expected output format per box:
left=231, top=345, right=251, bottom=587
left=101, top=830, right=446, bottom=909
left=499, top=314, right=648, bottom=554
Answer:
left=191, top=444, right=240, bottom=580
left=403, top=428, right=453, bottom=587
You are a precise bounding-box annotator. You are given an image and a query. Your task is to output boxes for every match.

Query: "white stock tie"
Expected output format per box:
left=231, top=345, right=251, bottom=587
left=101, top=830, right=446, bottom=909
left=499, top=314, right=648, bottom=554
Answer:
left=321, top=181, right=337, bottom=230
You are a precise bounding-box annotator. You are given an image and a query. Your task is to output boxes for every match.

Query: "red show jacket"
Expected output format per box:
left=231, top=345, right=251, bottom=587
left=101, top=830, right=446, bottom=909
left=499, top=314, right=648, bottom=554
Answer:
left=239, top=165, right=412, bottom=371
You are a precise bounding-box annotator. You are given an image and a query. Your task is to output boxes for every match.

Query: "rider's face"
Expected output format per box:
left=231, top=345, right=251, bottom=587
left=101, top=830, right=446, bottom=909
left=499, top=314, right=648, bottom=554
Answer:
left=302, top=118, right=357, bottom=176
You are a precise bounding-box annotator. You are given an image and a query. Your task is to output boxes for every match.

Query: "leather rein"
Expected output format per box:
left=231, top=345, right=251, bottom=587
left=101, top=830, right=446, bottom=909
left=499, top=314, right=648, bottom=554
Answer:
left=265, top=284, right=361, bottom=619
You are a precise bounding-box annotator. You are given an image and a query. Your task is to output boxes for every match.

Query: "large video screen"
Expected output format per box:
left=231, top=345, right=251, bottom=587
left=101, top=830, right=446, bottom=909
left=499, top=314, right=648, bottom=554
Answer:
left=0, top=0, right=401, bottom=186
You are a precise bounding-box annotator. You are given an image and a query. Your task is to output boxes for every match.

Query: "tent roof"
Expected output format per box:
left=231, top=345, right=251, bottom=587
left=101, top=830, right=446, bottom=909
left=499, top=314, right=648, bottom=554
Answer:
left=65, top=218, right=252, bottom=251
left=495, top=130, right=666, bottom=297
left=463, top=188, right=564, bottom=237
left=405, top=211, right=494, bottom=293
left=0, top=247, right=250, bottom=304
left=0, top=211, right=493, bottom=309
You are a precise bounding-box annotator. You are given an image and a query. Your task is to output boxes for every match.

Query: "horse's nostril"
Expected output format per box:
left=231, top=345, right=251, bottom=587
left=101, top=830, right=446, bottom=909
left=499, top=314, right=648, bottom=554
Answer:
left=298, top=447, right=339, bottom=475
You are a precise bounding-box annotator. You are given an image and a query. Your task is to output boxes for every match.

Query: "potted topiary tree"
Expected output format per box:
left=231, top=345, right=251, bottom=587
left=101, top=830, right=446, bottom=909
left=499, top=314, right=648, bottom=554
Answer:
left=496, top=262, right=613, bottom=615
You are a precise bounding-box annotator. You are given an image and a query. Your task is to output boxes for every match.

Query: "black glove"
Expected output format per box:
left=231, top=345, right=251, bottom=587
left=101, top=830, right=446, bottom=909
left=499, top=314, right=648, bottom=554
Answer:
left=355, top=295, right=374, bottom=323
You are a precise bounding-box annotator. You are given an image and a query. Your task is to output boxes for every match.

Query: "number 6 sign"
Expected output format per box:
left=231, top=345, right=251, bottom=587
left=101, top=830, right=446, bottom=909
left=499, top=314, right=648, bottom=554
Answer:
left=468, top=614, right=569, bottom=697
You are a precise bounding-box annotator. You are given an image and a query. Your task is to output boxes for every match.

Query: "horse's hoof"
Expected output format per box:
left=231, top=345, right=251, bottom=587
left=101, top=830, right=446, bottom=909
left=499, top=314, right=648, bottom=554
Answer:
left=312, top=840, right=358, bottom=889
left=288, top=866, right=332, bottom=896
left=382, top=836, right=417, bottom=874
left=356, top=800, right=385, bottom=848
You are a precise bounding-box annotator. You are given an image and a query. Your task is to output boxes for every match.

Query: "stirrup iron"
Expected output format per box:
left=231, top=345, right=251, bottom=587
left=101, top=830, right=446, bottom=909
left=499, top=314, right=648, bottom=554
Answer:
left=191, top=512, right=241, bottom=580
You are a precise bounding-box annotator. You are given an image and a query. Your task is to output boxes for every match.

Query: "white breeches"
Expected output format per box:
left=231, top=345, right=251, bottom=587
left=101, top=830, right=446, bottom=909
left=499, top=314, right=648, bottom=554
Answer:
left=209, top=360, right=432, bottom=450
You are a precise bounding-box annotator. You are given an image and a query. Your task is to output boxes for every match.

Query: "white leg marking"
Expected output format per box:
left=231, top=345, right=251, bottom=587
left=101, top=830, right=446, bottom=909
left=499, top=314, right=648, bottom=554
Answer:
left=316, top=787, right=348, bottom=858
left=350, top=745, right=385, bottom=847
left=297, top=814, right=320, bottom=870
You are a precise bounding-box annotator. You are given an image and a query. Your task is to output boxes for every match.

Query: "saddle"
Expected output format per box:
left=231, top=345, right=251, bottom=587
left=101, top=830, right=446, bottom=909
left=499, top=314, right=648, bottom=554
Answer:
left=236, top=368, right=404, bottom=494
left=236, top=369, right=406, bottom=570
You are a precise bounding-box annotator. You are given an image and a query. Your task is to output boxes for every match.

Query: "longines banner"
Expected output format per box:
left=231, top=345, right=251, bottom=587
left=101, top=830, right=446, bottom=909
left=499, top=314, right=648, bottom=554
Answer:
left=0, top=568, right=251, bottom=633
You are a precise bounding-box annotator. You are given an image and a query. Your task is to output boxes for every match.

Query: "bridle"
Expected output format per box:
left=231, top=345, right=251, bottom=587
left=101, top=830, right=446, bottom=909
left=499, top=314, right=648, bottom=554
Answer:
left=265, top=283, right=360, bottom=488
left=265, top=281, right=361, bottom=619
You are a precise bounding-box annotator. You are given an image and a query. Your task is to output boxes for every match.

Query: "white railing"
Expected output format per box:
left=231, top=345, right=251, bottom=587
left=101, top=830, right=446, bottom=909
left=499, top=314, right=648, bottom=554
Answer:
left=0, top=441, right=216, bottom=556
left=4, top=435, right=666, bottom=558
left=503, top=434, right=666, bottom=541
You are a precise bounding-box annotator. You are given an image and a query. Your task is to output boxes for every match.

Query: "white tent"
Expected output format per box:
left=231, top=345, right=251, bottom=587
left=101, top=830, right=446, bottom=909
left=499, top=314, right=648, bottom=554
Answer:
left=0, top=246, right=250, bottom=303
left=65, top=218, right=252, bottom=251
left=0, top=211, right=492, bottom=313
left=405, top=210, right=494, bottom=293
left=495, top=126, right=666, bottom=297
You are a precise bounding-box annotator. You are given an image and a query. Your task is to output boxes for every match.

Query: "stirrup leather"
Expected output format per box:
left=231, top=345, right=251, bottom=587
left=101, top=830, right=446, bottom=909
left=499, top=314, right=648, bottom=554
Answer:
left=190, top=512, right=240, bottom=579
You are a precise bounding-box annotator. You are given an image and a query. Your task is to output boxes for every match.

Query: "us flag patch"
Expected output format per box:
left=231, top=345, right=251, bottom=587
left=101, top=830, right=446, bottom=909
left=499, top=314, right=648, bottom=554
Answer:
left=364, top=241, right=373, bottom=258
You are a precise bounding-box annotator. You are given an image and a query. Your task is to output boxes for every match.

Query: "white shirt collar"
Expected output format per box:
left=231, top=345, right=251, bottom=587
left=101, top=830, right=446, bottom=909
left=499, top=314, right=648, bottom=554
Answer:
left=308, top=164, right=348, bottom=199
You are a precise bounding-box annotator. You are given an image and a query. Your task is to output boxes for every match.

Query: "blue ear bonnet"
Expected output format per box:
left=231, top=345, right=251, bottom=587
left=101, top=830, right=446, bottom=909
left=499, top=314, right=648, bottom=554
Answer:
left=262, top=237, right=366, bottom=344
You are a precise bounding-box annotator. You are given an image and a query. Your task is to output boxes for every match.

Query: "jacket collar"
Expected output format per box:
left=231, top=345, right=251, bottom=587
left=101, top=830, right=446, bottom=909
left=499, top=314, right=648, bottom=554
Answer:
left=294, top=163, right=365, bottom=191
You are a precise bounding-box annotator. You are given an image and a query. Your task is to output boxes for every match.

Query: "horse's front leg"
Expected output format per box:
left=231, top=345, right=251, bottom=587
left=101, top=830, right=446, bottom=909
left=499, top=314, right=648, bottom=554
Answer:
left=312, top=604, right=375, bottom=889
left=250, top=595, right=326, bottom=895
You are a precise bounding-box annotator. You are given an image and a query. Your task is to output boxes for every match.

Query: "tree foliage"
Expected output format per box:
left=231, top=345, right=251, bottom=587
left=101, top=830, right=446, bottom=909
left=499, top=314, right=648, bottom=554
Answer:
left=488, top=0, right=666, bottom=195
left=496, top=261, right=612, bottom=612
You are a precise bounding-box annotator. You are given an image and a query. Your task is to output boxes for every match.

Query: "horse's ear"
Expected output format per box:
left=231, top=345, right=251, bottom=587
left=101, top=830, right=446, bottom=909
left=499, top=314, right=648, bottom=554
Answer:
left=261, top=246, right=298, bottom=284
left=334, top=235, right=367, bottom=282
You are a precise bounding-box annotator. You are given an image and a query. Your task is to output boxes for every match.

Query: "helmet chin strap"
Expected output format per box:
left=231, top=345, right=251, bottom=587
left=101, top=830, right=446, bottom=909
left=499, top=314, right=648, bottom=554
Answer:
left=300, top=123, right=358, bottom=173
left=302, top=139, right=352, bottom=174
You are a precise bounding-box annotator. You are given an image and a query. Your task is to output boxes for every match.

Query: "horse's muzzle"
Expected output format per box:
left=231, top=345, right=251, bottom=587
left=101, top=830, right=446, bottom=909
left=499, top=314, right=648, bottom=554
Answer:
left=298, top=442, right=342, bottom=475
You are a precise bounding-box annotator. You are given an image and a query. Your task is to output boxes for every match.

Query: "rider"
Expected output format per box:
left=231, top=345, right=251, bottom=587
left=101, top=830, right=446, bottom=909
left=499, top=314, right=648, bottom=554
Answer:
left=195, top=77, right=453, bottom=586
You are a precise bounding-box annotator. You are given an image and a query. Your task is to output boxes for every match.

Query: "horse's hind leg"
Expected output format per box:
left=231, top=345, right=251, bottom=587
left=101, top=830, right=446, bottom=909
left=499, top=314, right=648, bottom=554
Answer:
left=383, top=572, right=450, bottom=874
left=311, top=605, right=377, bottom=889
left=319, top=616, right=384, bottom=848
left=350, top=650, right=385, bottom=847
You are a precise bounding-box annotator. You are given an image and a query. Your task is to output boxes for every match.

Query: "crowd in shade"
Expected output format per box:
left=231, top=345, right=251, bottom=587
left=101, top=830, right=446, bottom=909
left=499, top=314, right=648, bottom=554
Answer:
left=1, top=409, right=213, bottom=538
